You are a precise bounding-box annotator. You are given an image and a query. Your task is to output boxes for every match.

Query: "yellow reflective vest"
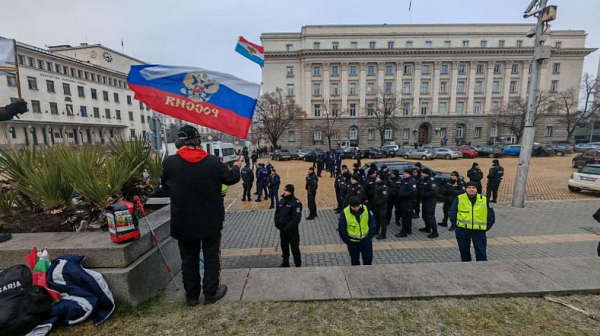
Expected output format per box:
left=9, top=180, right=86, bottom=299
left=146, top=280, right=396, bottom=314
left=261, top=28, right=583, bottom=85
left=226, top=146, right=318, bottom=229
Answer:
left=343, top=205, right=370, bottom=241
left=456, top=193, right=488, bottom=230
left=221, top=184, right=228, bottom=197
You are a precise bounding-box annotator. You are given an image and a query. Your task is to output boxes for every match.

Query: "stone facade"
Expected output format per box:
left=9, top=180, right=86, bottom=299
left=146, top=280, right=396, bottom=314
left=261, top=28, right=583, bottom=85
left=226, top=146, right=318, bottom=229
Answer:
left=261, top=24, right=596, bottom=150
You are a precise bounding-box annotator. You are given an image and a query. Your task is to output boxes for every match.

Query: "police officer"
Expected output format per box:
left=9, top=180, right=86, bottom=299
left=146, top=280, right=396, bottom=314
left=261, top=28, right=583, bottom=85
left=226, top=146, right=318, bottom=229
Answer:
left=338, top=196, right=377, bottom=266
left=255, top=163, right=267, bottom=202
left=396, top=169, right=419, bottom=237
left=373, top=173, right=390, bottom=239
left=305, top=167, right=318, bottom=220
left=486, top=159, right=504, bottom=203
left=327, top=153, right=335, bottom=177
left=379, top=165, right=390, bottom=181
left=363, top=169, right=377, bottom=209
left=268, top=168, right=281, bottom=209
left=274, top=184, right=303, bottom=267
left=251, top=151, right=258, bottom=170
left=386, top=169, right=401, bottom=226
left=439, top=171, right=466, bottom=230
left=412, top=163, right=422, bottom=218
left=241, top=162, right=254, bottom=202
left=467, top=162, right=484, bottom=195
left=316, top=154, right=324, bottom=177
left=419, top=168, right=439, bottom=239
left=334, top=165, right=349, bottom=213
left=264, top=162, right=273, bottom=199
left=450, top=181, right=496, bottom=261
left=344, top=174, right=365, bottom=207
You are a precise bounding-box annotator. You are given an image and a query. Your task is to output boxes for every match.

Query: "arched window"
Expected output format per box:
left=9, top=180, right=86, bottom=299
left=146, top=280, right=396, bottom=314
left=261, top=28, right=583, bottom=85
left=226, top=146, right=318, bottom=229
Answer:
left=313, top=130, right=322, bottom=141
left=456, top=125, right=465, bottom=138
left=349, top=127, right=358, bottom=140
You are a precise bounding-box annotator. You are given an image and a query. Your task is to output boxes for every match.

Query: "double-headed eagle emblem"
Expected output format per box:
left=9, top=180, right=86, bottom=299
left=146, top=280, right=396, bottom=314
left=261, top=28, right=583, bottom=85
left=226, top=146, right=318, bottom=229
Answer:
left=181, top=73, right=219, bottom=102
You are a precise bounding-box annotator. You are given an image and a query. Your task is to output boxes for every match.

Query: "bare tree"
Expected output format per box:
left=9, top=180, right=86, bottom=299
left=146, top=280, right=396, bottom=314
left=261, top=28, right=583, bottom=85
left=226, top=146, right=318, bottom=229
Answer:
left=495, top=91, right=551, bottom=143
left=311, top=100, right=344, bottom=150
left=254, top=88, right=305, bottom=149
left=556, top=74, right=600, bottom=141
left=367, top=89, right=402, bottom=147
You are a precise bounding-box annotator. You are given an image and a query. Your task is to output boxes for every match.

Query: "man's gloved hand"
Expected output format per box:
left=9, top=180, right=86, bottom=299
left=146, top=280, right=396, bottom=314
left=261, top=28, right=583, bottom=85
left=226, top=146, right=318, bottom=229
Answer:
left=5, top=100, right=28, bottom=116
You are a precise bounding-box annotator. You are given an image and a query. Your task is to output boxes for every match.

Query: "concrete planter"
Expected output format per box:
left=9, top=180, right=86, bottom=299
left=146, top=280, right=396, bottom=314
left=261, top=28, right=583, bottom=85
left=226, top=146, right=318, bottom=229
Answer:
left=0, top=203, right=178, bottom=306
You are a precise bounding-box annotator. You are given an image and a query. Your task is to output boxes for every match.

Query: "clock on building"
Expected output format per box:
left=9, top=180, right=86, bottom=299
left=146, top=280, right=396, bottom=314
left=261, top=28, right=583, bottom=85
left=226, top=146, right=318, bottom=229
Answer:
left=102, top=51, right=113, bottom=63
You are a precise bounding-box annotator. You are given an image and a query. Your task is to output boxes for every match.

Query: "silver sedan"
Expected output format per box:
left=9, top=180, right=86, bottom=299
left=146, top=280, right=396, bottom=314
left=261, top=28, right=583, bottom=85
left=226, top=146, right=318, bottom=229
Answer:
left=403, top=149, right=435, bottom=160
left=433, top=148, right=462, bottom=160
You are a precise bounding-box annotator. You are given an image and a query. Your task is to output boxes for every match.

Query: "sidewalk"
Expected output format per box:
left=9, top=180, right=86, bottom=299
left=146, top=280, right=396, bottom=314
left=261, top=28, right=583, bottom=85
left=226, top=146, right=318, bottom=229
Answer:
left=163, top=257, right=600, bottom=303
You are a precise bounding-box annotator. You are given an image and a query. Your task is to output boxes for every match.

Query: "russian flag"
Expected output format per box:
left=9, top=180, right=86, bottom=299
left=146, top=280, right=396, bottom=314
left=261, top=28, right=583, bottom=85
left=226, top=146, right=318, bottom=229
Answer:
left=235, top=36, right=264, bottom=67
left=127, top=65, right=261, bottom=139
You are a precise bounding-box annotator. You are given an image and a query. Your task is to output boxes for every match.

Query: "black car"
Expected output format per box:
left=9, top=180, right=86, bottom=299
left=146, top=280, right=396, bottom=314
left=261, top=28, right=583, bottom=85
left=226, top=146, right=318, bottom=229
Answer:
left=303, top=151, right=323, bottom=162
left=477, top=146, right=503, bottom=158
left=572, top=149, right=600, bottom=168
left=362, top=148, right=385, bottom=159
left=271, top=150, right=292, bottom=161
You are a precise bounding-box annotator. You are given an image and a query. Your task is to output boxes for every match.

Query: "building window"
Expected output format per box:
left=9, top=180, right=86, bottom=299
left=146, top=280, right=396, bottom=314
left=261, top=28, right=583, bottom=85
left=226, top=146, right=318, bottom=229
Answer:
left=331, top=65, right=339, bottom=76
left=367, top=129, right=375, bottom=140
left=350, top=42, right=358, bottom=49
left=421, top=81, right=430, bottom=94
left=367, top=103, right=375, bottom=116
left=385, top=128, right=392, bottom=140
left=475, top=81, right=483, bottom=93
left=440, top=81, right=448, bottom=93
left=77, top=86, right=85, bottom=97
left=405, top=41, right=413, bottom=48
left=422, top=64, right=430, bottom=75
left=555, top=41, right=562, bottom=48
left=349, top=103, right=357, bottom=116
left=44, top=61, right=52, bottom=71
left=61, top=83, right=70, bottom=95
left=425, top=41, right=432, bottom=48
left=404, top=64, right=412, bottom=75
left=31, top=100, right=41, bottom=113
left=516, top=40, right=523, bottom=47
left=439, top=101, right=447, bottom=115
left=420, top=102, right=428, bottom=115
left=6, top=73, right=16, bottom=87
left=63, top=67, right=68, bottom=75
left=332, top=131, right=339, bottom=141
left=475, top=127, right=482, bottom=138
left=441, top=64, right=449, bottom=74
left=476, top=64, right=484, bottom=74
left=550, top=80, right=559, bottom=92
left=384, top=82, right=392, bottom=94
left=77, top=70, right=82, bottom=78
left=105, top=109, right=111, bottom=119
left=54, top=63, right=60, bottom=72
left=37, top=59, right=44, bottom=69
left=498, top=40, right=505, bottom=47
left=286, top=44, right=293, bottom=52
left=94, top=107, right=100, bottom=118
left=367, top=65, right=375, bottom=75
left=27, top=76, right=38, bottom=90
left=17, top=54, right=24, bottom=65
left=494, top=64, right=502, bottom=74
left=439, top=127, right=447, bottom=139
left=369, top=41, right=376, bottom=49
left=103, top=91, right=109, bottom=101
left=349, top=83, right=357, bottom=95
left=116, top=110, right=121, bottom=120
left=313, top=83, right=321, bottom=96
left=459, top=64, right=466, bottom=75
left=331, top=83, right=339, bottom=95
left=492, top=81, right=500, bottom=93
left=443, top=41, right=451, bottom=48
left=70, top=68, right=76, bottom=77
left=552, top=63, right=561, bottom=74
left=287, top=130, right=295, bottom=142
left=349, top=127, right=358, bottom=140
left=332, top=42, right=339, bottom=50
left=90, top=73, right=95, bottom=81
left=480, top=40, right=487, bottom=48
left=545, top=126, right=553, bottom=137
left=332, top=103, right=339, bottom=116
left=140, top=115, right=145, bottom=123
left=313, top=104, right=321, bottom=117
left=27, top=57, right=34, bottom=67
left=403, top=128, right=410, bottom=139
left=491, top=101, right=499, bottom=112
left=50, top=102, right=58, bottom=114
left=367, top=83, right=375, bottom=95
left=402, top=81, right=411, bottom=94
left=349, top=65, right=357, bottom=76
left=474, top=102, right=482, bottom=114
left=457, top=102, right=465, bottom=115
left=490, top=127, right=497, bottom=137
left=512, top=64, right=519, bottom=74
left=510, top=81, right=518, bottom=93
left=80, top=106, right=87, bottom=117
left=127, top=95, right=132, bottom=105
left=388, top=41, right=394, bottom=49
left=402, top=102, right=410, bottom=116
left=128, top=111, right=134, bottom=121
left=313, top=42, right=320, bottom=50
left=462, top=41, right=469, bottom=48
left=457, top=125, right=465, bottom=138
left=66, top=104, right=74, bottom=116
left=286, top=66, right=294, bottom=77
left=287, top=84, right=294, bottom=96
left=457, top=81, right=466, bottom=93
left=385, top=65, right=393, bottom=75
left=91, top=88, right=97, bottom=99
left=385, top=101, right=392, bottom=114
left=84, top=71, right=89, bottom=80
left=113, top=93, right=119, bottom=103
left=313, top=66, right=321, bottom=76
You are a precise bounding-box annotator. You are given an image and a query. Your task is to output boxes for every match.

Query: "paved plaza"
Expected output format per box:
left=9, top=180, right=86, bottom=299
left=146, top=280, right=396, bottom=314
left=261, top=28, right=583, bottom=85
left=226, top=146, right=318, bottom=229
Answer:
left=220, top=199, right=600, bottom=269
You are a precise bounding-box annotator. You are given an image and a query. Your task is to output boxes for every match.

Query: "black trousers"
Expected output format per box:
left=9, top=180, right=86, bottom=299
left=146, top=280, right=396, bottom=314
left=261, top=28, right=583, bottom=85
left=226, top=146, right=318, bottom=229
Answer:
left=486, top=182, right=500, bottom=202
left=280, top=229, right=301, bottom=266
left=400, top=200, right=414, bottom=234
left=387, top=196, right=400, bottom=224
left=178, top=232, right=222, bottom=299
left=347, top=239, right=373, bottom=265
left=374, top=206, right=389, bottom=236
left=422, top=198, right=438, bottom=233
left=335, top=190, right=343, bottom=210
left=242, top=182, right=252, bottom=200
left=441, top=199, right=454, bottom=226
left=413, top=198, right=421, bottom=216
left=307, top=193, right=317, bottom=217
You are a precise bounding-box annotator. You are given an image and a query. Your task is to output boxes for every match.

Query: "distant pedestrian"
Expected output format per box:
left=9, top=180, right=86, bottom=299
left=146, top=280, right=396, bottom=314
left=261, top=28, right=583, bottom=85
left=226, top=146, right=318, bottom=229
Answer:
left=268, top=168, right=281, bottom=209
left=338, top=196, right=376, bottom=266
left=305, top=167, right=318, bottom=220
left=418, top=168, right=439, bottom=239
left=251, top=151, right=258, bottom=170
left=486, top=159, right=504, bottom=203
left=373, top=173, right=389, bottom=240
left=241, top=162, right=254, bottom=202
left=274, top=184, right=303, bottom=267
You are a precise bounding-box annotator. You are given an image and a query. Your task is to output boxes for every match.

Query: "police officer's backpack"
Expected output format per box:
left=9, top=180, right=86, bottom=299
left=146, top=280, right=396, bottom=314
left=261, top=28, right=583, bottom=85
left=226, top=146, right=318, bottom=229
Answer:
left=0, top=265, right=53, bottom=336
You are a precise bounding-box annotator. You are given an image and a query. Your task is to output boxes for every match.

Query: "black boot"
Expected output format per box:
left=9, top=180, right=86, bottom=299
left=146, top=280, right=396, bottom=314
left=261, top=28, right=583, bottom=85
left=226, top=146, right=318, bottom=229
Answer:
left=427, top=231, right=439, bottom=239
left=186, top=297, right=199, bottom=307
left=280, top=261, right=290, bottom=267
left=204, top=284, right=228, bottom=305
left=418, top=227, right=431, bottom=233
left=449, top=225, right=456, bottom=232
left=395, top=232, right=407, bottom=237
left=438, top=222, right=448, bottom=227
left=376, top=234, right=387, bottom=240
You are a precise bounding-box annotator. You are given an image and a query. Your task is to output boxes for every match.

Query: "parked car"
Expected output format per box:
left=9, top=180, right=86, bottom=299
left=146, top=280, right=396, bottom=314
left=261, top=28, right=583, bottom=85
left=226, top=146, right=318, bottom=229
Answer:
left=271, top=150, right=292, bottom=161
left=459, top=146, right=479, bottom=158
left=403, top=148, right=435, bottom=160
left=548, top=143, right=574, bottom=156
left=331, top=148, right=345, bottom=156
left=433, top=148, right=462, bottom=160
left=291, top=149, right=309, bottom=160
left=502, top=144, right=522, bottom=156
left=574, top=143, right=600, bottom=153
left=303, top=151, right=322, bottom=162
left=380, top=145, right=400, bottom=157
left=362, top=148, right=385, bottom=159
left=477, top=146, right=504, bottom=158
left=343, top=146, right=361, bottom=159
left=397, top=147, right=412, bottom=157
left=568, top=164, right=600, bottom=193
left=532, top=143, right=556, bottom=157
left=572, top=149, right=600, bottom=168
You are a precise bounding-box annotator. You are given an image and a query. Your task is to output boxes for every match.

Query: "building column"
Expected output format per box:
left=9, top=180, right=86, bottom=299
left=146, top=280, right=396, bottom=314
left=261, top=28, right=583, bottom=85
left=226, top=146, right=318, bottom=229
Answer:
left=466, top=62, right=477, bottom=114
left=538, top=60, right=549, bottom=92
left=432, top=61, right=441, bottom=115
left=484, top=61, right=495, bottom=114
left=449, top=61, right=459, bottom=115
left=303, top=63, right=312, bottom=116
left=341, top=62, right=349, bottom=111
left=359, top=62, right=367, bottom=115
left=412, top=61, right=422, bottom=115
left=502, top=61, right=513, bottom=108
left=323, top=62, right=330, bottom=103
left=520, top=60, right=530, bottom=100
left=395, top=61, right=403, bottom=97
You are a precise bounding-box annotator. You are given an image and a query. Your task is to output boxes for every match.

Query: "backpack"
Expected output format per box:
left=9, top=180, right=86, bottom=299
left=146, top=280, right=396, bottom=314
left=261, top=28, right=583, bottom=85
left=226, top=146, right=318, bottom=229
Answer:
left=0, top=265, right=53, bottom=336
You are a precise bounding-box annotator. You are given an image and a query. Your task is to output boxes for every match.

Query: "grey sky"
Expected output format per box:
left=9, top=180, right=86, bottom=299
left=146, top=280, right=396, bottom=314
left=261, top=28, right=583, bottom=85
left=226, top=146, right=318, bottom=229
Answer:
left=1, top=0, right=598, bottom=85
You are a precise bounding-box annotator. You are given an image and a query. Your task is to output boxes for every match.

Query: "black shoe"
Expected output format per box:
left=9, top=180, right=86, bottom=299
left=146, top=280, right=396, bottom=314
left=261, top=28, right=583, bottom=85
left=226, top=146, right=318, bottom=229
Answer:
left=280, top=262, right=290, bottom=267
left=418, top=227, right=431, bottom=233
left=376, top=234, right=386, bottom=240
left=395, top=232, right=407, bottom=237
left=255, top=199, right=261, bottom=202
left=438, top=222, right=448, bottom=227
left=427, top=232, right=439, bottom=239
left=186, top=298, right=199, bottom=307
left=269, top=206, right=274, bottom=209
left=295, top=264, right=302, bottom=268
left=305, top=216, right=315, bottom=220
left=449, top=226, right=456, bottom=232
left=204, top=285, right=228, bottom=305
left=242, top=198, right=246, bottom=202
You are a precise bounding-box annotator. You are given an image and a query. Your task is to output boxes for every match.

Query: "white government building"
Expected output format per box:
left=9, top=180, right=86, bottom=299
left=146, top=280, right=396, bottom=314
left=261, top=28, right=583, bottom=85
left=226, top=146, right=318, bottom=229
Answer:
left=261, top=24, right=596, bottom=149
left=0, top=41, right=211, bottom=147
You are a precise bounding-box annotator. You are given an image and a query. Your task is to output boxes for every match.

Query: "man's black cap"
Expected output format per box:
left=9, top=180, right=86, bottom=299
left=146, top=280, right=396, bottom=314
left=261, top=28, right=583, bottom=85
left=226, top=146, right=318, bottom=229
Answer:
left=349, top=196, right=361, bottom=207
left=178, top=125, right=200, bottom=140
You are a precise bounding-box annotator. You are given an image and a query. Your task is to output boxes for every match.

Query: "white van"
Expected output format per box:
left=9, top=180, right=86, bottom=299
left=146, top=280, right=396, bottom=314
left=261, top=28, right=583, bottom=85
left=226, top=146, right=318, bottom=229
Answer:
left=204, top=141, right=237, bottom=165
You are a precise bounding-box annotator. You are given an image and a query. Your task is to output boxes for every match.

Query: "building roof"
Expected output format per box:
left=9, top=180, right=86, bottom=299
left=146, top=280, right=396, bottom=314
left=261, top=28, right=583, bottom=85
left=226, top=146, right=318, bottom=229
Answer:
left=47, top=43, right=147, bottom=64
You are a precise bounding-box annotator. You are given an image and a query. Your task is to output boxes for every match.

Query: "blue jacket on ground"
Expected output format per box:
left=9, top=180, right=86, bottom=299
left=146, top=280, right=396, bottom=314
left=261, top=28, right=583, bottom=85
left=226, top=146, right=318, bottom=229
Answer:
left=449, top=195, right=496, bottom=230
left=338, top=206, right=377, bottom=244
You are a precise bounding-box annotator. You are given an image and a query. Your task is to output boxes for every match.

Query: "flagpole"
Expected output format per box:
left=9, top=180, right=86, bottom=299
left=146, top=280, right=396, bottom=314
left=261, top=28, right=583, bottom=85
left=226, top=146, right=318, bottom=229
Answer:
left=12, top=39, right=22, bottom=100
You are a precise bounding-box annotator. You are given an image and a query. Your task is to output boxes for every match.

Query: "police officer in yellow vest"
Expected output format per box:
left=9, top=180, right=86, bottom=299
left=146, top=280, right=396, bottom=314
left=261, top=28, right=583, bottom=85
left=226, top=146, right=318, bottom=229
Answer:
left=450, top=181, right=496, bottom=262
left=338, top=196, right=377, bottom=265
